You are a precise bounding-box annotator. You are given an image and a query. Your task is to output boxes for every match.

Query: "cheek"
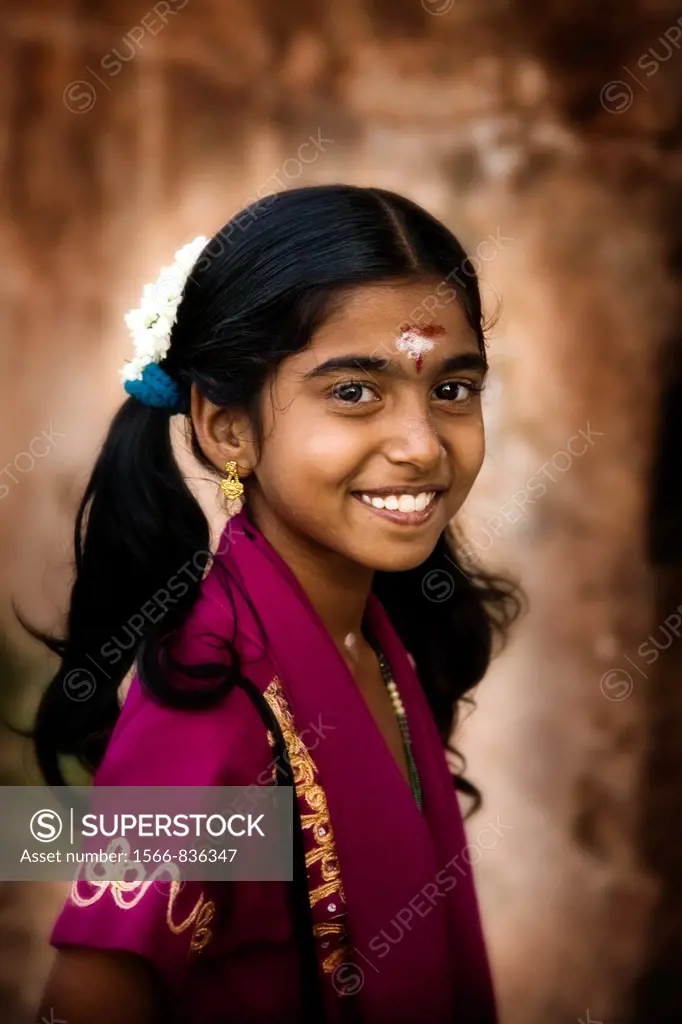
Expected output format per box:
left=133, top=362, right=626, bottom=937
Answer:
left=255, top=413, right=369, bottom=497
left=450, top=419, right=485, bottom=482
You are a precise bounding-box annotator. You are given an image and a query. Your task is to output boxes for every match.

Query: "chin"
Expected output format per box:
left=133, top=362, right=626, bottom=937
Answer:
left=354, top=539, right=439, bottom=574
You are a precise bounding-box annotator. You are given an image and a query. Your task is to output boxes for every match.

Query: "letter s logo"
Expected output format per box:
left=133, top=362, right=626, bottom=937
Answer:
left=30, top=809, right=63, bottom=842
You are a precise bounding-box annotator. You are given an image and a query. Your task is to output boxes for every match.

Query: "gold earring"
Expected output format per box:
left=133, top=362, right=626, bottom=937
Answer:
left=220, top=461, right=244, bottom=502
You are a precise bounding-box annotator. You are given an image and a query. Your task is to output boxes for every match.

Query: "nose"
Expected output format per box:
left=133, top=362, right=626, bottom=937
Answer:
left=382, top=401, right=443, bottom=472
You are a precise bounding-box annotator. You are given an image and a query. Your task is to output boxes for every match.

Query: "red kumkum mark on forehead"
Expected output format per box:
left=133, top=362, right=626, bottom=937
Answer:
left=395, top=322, right=445, bottom=373
left=397, top=321, right=446, bottom=338
left=415, top=323, right=446, bottom=338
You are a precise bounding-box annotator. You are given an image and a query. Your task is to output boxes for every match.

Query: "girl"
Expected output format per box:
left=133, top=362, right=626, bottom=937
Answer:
left=33, top=184, right=519, bottom=1024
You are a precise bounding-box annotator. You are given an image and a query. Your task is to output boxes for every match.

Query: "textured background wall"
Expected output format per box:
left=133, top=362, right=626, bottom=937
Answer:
left=1, top=1, right=682, bottom=1022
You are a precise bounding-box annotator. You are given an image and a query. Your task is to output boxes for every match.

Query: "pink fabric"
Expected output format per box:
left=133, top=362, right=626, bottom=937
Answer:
left=50, top=511, right=497, bottom=1023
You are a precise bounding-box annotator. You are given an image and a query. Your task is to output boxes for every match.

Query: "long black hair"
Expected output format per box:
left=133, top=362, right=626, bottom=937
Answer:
left=27, top=184, right=520, bottom=797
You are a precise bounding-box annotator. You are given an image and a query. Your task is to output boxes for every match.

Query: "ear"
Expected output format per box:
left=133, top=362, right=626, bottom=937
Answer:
left=190, top=385, right=257, bottom=478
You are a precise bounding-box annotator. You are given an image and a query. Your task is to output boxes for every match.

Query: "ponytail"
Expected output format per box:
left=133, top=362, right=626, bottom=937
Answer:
left=28, top=397, right=210, bottom=785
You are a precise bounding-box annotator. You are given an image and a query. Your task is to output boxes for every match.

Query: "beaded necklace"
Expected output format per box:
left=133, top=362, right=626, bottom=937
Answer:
left=366, top=634, right=423, bottom=811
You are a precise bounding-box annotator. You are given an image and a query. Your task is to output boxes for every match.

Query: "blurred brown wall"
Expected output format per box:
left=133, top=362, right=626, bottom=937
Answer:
left=1, top=1, right=682, bottom=1022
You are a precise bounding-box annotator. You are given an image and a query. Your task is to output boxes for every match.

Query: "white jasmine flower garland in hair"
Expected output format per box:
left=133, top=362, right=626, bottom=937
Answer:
left=120, top=235, right=208, bottom=384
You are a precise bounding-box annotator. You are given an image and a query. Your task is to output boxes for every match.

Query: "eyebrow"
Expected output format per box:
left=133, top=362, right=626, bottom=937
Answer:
left=302, top=351, right=489, bottom=379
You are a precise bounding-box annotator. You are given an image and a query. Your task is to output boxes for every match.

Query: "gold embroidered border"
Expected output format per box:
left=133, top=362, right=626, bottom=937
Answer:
left=264, top=676, right=350, bottom=974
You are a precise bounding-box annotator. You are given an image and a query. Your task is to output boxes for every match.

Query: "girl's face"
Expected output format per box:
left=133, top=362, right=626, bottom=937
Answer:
left=245, top=279, right=487, bottom=574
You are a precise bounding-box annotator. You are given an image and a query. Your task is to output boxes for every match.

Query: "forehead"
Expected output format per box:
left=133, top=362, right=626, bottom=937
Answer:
left=310, top=279, right=480, bottom=356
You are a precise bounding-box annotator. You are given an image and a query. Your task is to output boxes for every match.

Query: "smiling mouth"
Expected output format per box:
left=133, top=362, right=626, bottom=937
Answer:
left=351, top=488, right=443, bottom=526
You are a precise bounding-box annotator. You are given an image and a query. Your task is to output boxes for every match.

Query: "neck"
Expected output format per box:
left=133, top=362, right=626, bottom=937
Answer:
left=244, top=505, right=373, bottom=656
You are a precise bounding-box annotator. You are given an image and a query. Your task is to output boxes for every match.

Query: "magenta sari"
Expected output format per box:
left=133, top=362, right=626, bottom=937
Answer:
left=50, top=511, right=497, bottom=1023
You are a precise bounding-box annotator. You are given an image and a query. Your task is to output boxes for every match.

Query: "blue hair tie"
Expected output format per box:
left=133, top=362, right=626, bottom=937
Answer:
left=124, top=362, right=189, bottom=415
left=120, top=234, right=208, bottom=413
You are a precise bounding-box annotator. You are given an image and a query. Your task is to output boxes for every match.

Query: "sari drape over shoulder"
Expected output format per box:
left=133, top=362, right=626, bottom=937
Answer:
left=50, top=512, right=497, bottom=1023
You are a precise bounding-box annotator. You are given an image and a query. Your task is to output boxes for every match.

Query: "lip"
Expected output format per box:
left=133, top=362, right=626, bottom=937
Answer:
left=351, top=491, right=443, bottom=527
left=354, top=485, right=447, bottom=497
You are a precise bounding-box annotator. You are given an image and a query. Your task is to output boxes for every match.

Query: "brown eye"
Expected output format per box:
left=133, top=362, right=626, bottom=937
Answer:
left=433, top=380, right=481, bottom=402
left=330, top=381, right=377, bottom=404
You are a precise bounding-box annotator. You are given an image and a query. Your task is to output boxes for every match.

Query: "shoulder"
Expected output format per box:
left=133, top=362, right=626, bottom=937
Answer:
left=96, top=670, right=278, bottom=786
left=96, top=549, right=280, bottom=787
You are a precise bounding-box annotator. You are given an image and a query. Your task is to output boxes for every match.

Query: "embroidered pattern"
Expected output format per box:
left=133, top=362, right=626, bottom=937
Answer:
left=69, top=862, right=215, bottom=954
left=264, top=676, right=350, bottom=974
left=165, top=882, right=215, bottom=953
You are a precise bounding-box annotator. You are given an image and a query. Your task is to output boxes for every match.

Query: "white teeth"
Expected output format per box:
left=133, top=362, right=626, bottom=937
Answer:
left=398, top=495, right=416, bottom=513
left=359, top=491, right=439, bottom=513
